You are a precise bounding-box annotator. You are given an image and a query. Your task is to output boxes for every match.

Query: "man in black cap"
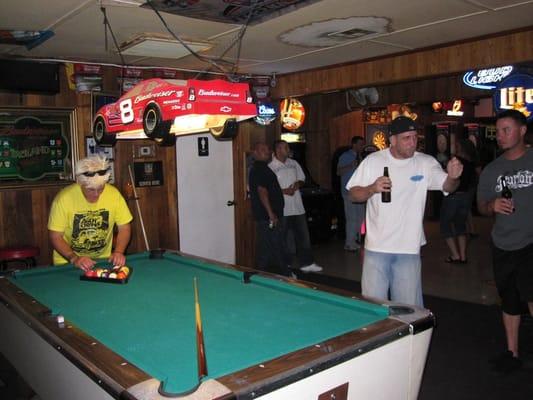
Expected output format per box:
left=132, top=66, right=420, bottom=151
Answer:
left=346, top=116, right=463, bottom=306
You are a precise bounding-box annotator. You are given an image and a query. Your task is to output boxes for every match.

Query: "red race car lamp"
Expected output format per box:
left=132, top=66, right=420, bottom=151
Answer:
left=93, top=78, right=256, bottom=146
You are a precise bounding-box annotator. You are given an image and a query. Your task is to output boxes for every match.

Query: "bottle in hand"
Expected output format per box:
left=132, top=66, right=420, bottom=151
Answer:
left=500, top=176, right=514, bottom=212
left=382, top=167, right=391, bottom=203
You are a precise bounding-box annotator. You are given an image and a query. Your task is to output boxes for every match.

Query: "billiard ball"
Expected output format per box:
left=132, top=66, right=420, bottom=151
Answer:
left=85, top=270, right=97, bottom=278
left=108, top=272, right=117, bottom=279
left=116, top=272, right=126, bottom=280
left=120, top=266, right=130, bottom=275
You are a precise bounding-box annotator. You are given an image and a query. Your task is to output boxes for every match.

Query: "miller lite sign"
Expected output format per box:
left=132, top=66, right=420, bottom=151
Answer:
left=493, top=73, right=533, bottom=121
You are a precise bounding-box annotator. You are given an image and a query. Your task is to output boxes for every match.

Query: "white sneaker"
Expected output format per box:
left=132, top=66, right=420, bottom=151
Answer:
left=300, top=263, right=323, bottom=273
left=344, top=244, right=359, bottom=252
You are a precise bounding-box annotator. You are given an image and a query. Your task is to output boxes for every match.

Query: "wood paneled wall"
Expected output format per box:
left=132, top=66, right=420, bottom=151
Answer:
left=273, top=28, right=533, bottom=98
left=293, top=66, right=526, bottom=191
left=1, top=27, right=531, bottom=268
left=0, top=65, right=180, bottom=265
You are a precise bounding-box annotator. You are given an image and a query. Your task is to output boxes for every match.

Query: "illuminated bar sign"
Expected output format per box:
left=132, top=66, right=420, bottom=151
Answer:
left=446, top=100, right=464, bottom=116
left=463, top=65, right=513, bottom=90
left=280, top=98, right=305, bottom=131
left=493, top=73, right=533, bottom=121
left=254, top=101, right=277, bottom=126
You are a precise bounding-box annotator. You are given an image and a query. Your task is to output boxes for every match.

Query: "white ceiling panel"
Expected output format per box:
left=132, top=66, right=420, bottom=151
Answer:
left=0, top=0, right=531, bottom=76
left=377, top=3, right=533, bottom=51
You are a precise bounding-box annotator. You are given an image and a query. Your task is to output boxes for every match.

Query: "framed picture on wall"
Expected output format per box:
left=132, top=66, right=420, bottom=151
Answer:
left=0, top=107, right=78, bottom=187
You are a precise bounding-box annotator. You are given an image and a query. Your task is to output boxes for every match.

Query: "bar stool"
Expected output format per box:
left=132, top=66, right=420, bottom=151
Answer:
left=0, top=246, right=40, bottom=271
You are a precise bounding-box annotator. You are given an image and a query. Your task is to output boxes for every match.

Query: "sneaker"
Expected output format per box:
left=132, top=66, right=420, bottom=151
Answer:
left=490, top=351, right=522, bottom=373
left=344, top=245, right=359, bottom=252
left=300, top=263, right=323, bottom=273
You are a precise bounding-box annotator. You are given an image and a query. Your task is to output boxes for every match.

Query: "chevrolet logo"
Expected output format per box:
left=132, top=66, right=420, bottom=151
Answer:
left=220, top=106, right=232, bottom=113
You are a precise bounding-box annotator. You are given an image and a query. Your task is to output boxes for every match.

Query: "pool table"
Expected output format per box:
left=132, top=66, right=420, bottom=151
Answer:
left=0, top=250, right=434, bottom=400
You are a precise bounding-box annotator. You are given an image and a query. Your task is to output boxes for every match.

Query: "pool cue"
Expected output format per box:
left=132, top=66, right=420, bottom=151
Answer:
left=127, top=165, right=150, bottom=251
left=194, top=277, right=208, bottom=380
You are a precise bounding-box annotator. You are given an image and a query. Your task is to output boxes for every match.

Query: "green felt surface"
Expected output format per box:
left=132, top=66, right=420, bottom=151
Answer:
left=9, top=252, right=389, bottom=394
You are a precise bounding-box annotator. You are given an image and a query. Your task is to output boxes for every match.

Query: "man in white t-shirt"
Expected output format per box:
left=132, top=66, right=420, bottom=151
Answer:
left=269, top=140, right=322, bottom=273
left=346, top=116, right=463, bottom=306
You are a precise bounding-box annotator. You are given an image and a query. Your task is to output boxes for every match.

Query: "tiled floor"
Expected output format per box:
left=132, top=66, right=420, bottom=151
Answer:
left=311, top=215, right=499, bottom=305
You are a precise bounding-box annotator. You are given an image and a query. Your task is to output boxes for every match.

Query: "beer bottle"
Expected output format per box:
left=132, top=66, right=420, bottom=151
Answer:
left=382, top=167, right=391, bottom=203
left=500, top=176, right=514, bottom=212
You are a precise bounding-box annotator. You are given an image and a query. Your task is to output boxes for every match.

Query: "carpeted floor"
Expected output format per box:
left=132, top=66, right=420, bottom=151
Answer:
left=296, top=272, right=533, bottom=400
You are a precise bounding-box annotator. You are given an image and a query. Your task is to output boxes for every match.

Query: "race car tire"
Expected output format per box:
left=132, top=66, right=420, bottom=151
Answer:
left=143, top=104, right=172, bottom=144
left=93, top=116, right=117, bottom=146
left=210, top=118, right=238, bottom=140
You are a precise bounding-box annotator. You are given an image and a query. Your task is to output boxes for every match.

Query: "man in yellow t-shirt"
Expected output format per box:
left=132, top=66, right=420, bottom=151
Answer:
left=48, top=155, right=133, bottom=271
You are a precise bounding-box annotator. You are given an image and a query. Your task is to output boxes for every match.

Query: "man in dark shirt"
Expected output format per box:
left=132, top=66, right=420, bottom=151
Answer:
left=249, top=142, right=291, bottom=276
left=477, top=109, right=533, bottom=373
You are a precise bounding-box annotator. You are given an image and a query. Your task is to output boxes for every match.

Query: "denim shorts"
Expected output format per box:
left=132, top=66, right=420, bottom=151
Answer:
left=362, top=250, right=423, bottom=307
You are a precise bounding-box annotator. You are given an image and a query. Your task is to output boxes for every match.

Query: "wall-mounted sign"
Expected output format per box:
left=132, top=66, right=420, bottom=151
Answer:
left=493, top=73, right=533, bottom=121
left=254, top=101, right=277, bottom=126
left=280, top=132, right=305, bottom=143
left=133, top=161, right=163, bottom=187
left=198, top=136, right=209, bottom=157
left=431, top=100, right=464, bottom=116
left=463, top=65, right=514, bottom=90
left=280, top=98, right=305, bottom=131
left=446, top=100, right=464, bottom=116
left=0, top=107, right=76, bottom=185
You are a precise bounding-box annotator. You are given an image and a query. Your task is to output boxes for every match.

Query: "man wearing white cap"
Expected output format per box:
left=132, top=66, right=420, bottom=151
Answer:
left=48, top=155, right=133, bottom=271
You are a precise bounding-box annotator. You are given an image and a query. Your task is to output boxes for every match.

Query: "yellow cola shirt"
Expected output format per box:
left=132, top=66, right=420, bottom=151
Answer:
left=48, top=183, right=133, bottom=265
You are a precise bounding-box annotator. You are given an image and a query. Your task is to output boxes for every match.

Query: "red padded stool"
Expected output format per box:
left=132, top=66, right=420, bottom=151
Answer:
left=0, top=246, right=40, bottom=271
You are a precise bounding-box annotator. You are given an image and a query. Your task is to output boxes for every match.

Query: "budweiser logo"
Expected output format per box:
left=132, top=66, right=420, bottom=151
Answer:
left=198, top=89, right=239, bottom=98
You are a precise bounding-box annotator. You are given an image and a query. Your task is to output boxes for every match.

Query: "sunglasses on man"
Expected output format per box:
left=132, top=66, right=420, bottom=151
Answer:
left=79, top=168, right=109, bottom=177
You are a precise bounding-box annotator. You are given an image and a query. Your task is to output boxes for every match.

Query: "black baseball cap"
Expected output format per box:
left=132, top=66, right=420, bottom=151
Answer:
left=390, top=116, right=417, bottom=136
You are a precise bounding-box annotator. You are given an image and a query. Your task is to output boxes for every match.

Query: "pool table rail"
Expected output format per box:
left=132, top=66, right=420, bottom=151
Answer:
left=216, top=317, right=411, bottom=399
left=0, top=275, right=150, bottom=399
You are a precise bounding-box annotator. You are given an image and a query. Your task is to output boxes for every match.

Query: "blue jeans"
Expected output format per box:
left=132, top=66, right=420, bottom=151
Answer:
left=281, top=214, right=314, bottom=267
left=343, top=194, right=365, bottom=248
left=362, top=250, right=423, bottom=307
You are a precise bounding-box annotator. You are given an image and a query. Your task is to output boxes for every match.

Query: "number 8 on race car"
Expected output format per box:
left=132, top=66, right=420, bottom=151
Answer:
left=120, top=99, right=134, bottom=124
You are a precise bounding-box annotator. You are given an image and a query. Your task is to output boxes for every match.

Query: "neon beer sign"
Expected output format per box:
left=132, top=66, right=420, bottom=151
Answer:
left=463, top=65, right=513, bottom=90
left=493, top=74, right=533, bottom=121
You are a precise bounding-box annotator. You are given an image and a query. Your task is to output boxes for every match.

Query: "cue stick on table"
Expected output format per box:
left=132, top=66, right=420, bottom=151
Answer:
left=194, top=277, right=208, bottom=380
left=127, top=165, right=150, bottom=251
